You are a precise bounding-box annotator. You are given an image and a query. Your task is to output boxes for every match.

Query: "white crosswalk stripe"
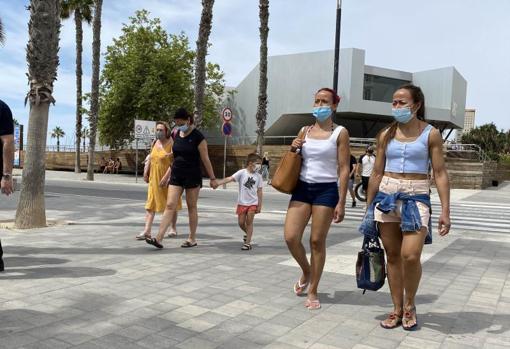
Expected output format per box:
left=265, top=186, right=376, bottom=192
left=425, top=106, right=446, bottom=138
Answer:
left=340, top=201, right=510, bottom=233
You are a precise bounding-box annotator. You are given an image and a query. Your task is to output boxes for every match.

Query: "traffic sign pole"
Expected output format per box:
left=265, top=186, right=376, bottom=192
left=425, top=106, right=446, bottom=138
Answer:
left=222, top=136, right=227, bottom=189
left=135, top=139, right=138, bottom=183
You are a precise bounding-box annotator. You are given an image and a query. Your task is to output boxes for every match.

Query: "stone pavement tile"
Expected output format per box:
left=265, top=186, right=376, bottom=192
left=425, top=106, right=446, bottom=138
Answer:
left=136, top=316, right=177, bottom=332
left=72, top=320, right=123, bottom=338
left=368, top=326, right=408, bottom=341
left=192, top=311, right=231, bottom=326
left=359, top=334, right=401, bottom=349
left=147, top=301, right=180, bottom=313
left=264, top=341, right=306, bottom=349
left=437, top=341, right=477, bottom=349
left=165, top=296, right=198, bottom=307
left=18, top=338, right=72, bottom=349
left=267, top=313, right=312, bottom=328
left=397, top=336, right=441, bottom=349
left=244, top=304, right=294, bottom=320
left=176, top=318, right=216, bottom=332
left=216, top=318, right=253, bottom=335
left=157, top=325, right=197, bottom=342
left=482, top=344, right=510, bottom=349
left=159, top=309, right=197, bottom=323
left=54, top=332, right=97, bottom=345
left=174, top=304, right=210, bottom=316
left=237, top=330, right=279, bottom=346
left=196, top=327, right=237, bottom=344
left=212, top=300, right=257, bottom=317
left=0, top=333, right=39, bottom=349
left=192, top=299, right=225, bottom=310
left=216, top=337, right=264, bottom=349
left=351, top=345, right=380, bottom=349
left=175, top=337, right=220, bottom=349
left=86, top=333, right=144, bottom=349
left=253, top=322, right=292, bottom=337
left=136, top=333, right=180, bottom=349
left=443, top=333, right=487, bottom=348
left=70, top=342, right=105, bottom=349
left=114, top=325, right=158, bottom=340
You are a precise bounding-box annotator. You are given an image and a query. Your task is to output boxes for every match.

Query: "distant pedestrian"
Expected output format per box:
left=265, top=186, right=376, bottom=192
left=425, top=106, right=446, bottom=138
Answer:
left=137, top=121, right=182, bottom=241
left=359, top=84, right=451, bottom=330
left=216, top=153, right=263, bottom=250
left=348, top=154, right=357, bottom=207
left=0, top=99, right=15, bottom=272
left=284, top=88, right=350, bottom=310
left=357, top=145, right=376, bottom=193
left=261, top=152, right=270, bottom=182
left=146, top=108, right=219, bottom=249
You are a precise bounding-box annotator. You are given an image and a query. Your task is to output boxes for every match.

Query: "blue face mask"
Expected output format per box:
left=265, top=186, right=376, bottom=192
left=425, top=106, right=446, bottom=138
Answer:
left=312, top=106, right=332, bottom=122
left=177, top=124, right=189, bottom=133
left=391, top=107, right=413, bottom=124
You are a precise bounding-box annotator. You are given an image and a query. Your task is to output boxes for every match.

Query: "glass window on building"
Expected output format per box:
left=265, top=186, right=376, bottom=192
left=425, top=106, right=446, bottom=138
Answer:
left=363, top=74, right=410, bottom=103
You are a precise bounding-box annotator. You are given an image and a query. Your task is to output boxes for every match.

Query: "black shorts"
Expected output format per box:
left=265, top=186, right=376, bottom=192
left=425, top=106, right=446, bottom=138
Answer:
left=361, top=176, right=370, bottom=191
left=169, top=168, right=202, bottom=189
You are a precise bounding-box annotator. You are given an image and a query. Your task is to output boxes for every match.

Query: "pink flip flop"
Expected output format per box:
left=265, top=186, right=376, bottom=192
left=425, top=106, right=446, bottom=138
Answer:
left=304, top=299, right=321, bottom=310
left=293, top=279, right=309, bottom=296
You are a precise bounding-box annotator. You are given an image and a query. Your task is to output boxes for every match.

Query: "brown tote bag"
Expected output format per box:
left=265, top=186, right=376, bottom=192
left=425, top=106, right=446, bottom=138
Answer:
left=271, top=127, right=308, bottom=194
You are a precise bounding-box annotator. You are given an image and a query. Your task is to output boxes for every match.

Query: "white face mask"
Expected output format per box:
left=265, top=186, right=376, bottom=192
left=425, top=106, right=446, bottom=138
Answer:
left=254, top=164, right=262, bottom=172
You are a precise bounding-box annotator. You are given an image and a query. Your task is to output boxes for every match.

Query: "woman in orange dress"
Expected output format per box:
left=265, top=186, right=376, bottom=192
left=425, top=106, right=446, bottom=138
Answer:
left=136, top=121, right=182, bottom=240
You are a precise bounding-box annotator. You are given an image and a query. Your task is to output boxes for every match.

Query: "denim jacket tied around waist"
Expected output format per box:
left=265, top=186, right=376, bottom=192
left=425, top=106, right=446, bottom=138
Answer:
left=359, top=191, right=432, bottom=245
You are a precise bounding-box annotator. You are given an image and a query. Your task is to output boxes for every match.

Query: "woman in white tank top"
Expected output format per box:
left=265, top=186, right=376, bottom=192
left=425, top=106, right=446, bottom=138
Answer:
left=284, top=88, right=351, bottom=310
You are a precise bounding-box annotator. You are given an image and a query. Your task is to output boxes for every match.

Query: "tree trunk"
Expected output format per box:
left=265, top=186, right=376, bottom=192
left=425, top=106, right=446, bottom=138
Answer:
left=57, top=138, right=60, bottom=152
left=74, top=9, right=83, bottom=173
left=15, top=0, right=60, bottom=229
left=86, top=0, right=102, bottom=181
left=256, top=0, right=269, bottom=155
left=15, top=103, right=50, bottom=228
left=193, top=0, right=215, bottom=128
left=83, top=137, right=86, bottom=152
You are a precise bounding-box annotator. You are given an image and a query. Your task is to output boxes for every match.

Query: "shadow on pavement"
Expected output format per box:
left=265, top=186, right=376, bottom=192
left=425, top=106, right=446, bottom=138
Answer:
left=0, top=266, right=116, bottom=280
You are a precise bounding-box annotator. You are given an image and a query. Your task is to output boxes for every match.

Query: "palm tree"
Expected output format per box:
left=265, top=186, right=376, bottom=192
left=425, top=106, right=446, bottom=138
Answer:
left=82, top=126, right=89, bottom=152
left=61, top=0, right=94, bottom=173
left=193, top=0, right=215, bottom=127
left=255, top=0, right=269, bottom=155
left=15, top=0, right=61, bottom=228
left=0, top=17, right=5, bottom=45
left=51, top=126, right=65, bottom=152
left=86, top=0, right=102, bottom=180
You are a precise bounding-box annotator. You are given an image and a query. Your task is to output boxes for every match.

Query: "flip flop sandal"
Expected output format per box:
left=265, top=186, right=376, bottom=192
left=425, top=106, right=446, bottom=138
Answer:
left=136, top=232, right=150, bottom=240
left=241, top=243, right=252, bottom=250
left=166, top=231, right=178, bottom=238
left=145, top=237, right=163, bottom=249
left=181, top=240, right=198, bottom=248
left=304, top=299, right=321, bottom=310
left=380, top=312, right=403, bottom=329
left=402, top=306, right=418, bottom=331
left=293, top=279, right=309, bottom=296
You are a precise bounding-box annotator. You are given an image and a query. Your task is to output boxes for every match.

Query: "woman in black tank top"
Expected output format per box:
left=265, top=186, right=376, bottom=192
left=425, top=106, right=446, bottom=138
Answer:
left=146, top=108, right=219, bottom=249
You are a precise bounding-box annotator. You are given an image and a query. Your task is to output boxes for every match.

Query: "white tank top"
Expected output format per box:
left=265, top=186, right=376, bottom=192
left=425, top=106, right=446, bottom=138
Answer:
left=300, top=125, right=344, bottom=183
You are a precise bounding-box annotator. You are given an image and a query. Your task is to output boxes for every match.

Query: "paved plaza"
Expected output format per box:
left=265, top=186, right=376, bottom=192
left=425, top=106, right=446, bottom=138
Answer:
left=1, top=171, right=510, bottom=349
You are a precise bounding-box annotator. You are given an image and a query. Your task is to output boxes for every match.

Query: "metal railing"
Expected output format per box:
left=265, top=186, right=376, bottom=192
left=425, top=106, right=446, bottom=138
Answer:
left=444, top=143, right=490, bottom=162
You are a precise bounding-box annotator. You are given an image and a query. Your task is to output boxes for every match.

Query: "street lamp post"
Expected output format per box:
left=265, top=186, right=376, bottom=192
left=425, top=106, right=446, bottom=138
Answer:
left=333, top=0, right=342, bottom=93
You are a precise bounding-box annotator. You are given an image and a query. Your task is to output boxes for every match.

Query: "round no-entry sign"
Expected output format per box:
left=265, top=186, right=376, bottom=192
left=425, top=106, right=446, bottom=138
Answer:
left=222, top=122, right=232, bottom=136
left=221, top=107, right=233, bottom=122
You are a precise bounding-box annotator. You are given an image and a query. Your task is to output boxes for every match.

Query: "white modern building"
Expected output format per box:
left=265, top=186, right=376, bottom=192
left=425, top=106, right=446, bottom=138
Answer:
left=224, top=48, right=467, bottom=144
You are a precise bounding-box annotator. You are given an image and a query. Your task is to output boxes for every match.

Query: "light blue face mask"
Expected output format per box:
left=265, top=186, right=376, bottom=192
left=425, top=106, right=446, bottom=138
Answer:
left=391, top=107, right=413, bottom=124
left=312, top=106, right=332, bottom=122
left=177, top=124, right=189, bottom=133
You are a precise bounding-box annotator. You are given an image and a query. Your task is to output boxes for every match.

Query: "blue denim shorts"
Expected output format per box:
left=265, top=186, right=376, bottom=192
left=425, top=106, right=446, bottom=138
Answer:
left=290, top=180, right=339, bottom=208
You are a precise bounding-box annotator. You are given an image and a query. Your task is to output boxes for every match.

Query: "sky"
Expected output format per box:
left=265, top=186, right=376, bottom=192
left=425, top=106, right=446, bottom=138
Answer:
left=1, top=0, right=509, bottom=146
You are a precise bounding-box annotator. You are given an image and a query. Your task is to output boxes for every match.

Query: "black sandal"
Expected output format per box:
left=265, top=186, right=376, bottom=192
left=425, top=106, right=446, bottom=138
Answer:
left=145, top=237, right=163, bottom=249
left=241, top=243, right=252, bottom=250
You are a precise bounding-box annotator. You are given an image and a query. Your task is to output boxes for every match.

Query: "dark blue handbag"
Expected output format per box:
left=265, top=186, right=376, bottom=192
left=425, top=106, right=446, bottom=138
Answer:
left=356, top=236, right=386, bottom=293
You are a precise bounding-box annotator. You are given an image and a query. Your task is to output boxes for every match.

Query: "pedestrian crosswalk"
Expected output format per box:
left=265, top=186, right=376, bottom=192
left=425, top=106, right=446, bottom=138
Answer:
left=338, top=200, right=510, bottom=234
